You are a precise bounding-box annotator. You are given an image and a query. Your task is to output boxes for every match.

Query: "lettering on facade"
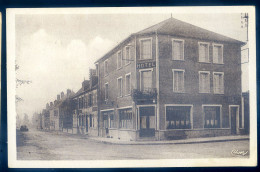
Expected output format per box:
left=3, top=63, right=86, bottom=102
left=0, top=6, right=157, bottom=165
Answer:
left=136, top=61, right=156, bottom=69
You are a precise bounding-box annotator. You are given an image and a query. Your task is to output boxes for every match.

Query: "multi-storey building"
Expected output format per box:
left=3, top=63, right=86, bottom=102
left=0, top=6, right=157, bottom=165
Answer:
left=95, top=17, right=245, bottom=141
left=72, top=69, right=98, bottom=136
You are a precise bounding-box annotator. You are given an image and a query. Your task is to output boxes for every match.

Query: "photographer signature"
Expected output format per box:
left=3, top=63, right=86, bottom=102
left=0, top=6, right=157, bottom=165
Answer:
left=231, top=149, right=248, bottom=156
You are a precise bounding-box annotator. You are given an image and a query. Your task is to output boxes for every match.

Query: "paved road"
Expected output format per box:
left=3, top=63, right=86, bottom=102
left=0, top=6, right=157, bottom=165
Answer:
left=17, top=129, right=249, bottom=160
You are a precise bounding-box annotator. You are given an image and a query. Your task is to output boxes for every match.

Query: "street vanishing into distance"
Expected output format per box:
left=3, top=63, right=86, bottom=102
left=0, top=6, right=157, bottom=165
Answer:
left=17, top=129, right=249, bottom=160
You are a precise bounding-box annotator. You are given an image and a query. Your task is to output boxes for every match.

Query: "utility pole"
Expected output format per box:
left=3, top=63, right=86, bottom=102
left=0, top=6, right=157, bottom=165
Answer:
left=241, top=13, right=249, bottom=42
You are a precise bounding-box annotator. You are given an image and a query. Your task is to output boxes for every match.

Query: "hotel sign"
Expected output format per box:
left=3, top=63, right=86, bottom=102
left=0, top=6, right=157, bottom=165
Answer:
left=136, top=61, right=156, bottom=69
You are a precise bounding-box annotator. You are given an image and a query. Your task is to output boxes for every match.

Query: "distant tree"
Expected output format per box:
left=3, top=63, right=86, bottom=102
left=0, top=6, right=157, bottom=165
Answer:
left=23, top=113, right=30, bottom=126
left=15, top=62, right=32, bottom=103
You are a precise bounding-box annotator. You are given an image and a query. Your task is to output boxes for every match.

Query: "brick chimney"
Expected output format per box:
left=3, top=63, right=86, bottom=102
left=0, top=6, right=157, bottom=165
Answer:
left=67, top=89, right=71, bottom=97
left=50, top=102, right=53, bottom=107
left=46, top=103, right=49, bottom=109
left=61, top=92, right=64, bottom=99
left=54, top=100, right=57, bottom=105
left=57, top=94, right=60, bottom=101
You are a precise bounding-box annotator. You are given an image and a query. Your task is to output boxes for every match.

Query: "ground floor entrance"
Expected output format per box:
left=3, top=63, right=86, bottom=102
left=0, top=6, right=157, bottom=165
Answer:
left=139, top=106, right=156, bottom=137
left=230, top=105, right=240, bottom=135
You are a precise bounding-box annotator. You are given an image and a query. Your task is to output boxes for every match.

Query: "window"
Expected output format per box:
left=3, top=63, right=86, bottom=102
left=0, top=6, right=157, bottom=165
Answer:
left=117, top=77, right=123, bottom=97
left=125, top=74, right=131, bottom=95
left=213, top=44, right=223, bottom=64
left=140, top=38, right=152, bottom=59
left=213, top=72, right=224, bottom=94
left=103, top=111, right=116, bottom=128
left=166, top=106, right=192, bottom=129
left=89, top=114, right=94, bottom=128
left=140, top=70, right=152, bottom=91
left=88, top=94, right=92, bottom=106
left=199, top=71, right=210, bottom=93
left=125, top=46, right=131, bottom=65
left=119, top=108, right=133, bottom=129
left=199, top=42, right=209, bottom=62
left=203, top=106, right=221, bottom=128
left=172, top=39, right=184, bottom=60
left=104, top=60, right=108, bottom=76
left=172, top=69, right=185, bottom=92
left=105, top=83, right=109, bottom=100
left=117, top=51, right=122, bottom=69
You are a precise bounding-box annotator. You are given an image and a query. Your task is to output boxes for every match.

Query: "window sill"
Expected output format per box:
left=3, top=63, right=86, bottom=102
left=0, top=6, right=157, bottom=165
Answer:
left=199, top=92, right=211, bottom=94
left=198, top=61, right=211, bottom=64
left=213, top=62, right=224, bottom=65
left=172, top=59, right=185, bottom=61
left=139, top=58, right=153, bottom=61
left=119, top=128, right=135, bottom=131
left=117, top=67, right=122, bottom=71
left=213, top=92, right=224, bottom=95
left=166, top=128, right=192, bottom=131
left=124, top=62, right=131, bottom=67
left=173, top=91, right=186, bottom=93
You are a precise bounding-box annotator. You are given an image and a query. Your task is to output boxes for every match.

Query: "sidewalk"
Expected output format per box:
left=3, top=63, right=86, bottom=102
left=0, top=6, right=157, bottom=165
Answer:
left=87, top=135, right=249, bottom=145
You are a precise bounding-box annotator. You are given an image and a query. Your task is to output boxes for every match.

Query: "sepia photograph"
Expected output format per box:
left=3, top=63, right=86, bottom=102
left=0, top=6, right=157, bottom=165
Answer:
left=7, top=7, right=256, bottom=168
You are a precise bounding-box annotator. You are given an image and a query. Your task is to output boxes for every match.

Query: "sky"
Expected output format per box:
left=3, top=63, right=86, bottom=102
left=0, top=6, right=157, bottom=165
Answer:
left=15, top=13, right=249, bottom=117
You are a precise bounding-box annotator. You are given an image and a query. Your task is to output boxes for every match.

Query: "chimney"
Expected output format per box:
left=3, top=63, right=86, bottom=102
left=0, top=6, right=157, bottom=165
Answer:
left=54, top=100, right=57, bottom=105
left=46, top=103, right=49, bottom=109
left=57, top=94, right=60, bottom=101
left=67, top=89, right=71, bottom=97
left=82, top=80, right=90, bottom=91
left=61, top=92, right=64, bottom=99
left=50, top=102, right=53, bottom=107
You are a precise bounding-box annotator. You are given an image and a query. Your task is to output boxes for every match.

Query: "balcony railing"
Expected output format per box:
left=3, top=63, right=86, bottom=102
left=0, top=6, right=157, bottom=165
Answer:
left=132, top=88, right=157, bottom=103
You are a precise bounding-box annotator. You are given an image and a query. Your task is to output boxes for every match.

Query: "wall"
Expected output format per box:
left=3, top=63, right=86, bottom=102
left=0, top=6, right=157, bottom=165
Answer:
left=158, top=34, right=242, bottom=131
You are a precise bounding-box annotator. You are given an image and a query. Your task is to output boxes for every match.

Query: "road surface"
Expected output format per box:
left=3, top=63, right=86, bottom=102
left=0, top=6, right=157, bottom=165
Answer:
left=17, top=129, right=249, bottom=160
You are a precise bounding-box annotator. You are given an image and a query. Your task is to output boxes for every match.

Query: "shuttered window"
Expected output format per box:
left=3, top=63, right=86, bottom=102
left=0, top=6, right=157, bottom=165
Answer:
left=199, top=42, right=209, bottom=62
left=213, top=72, right=224, bottom=94
left=199, top=71, right=210, bottom=93
left=172, top=39, right=184, bottom=60
left=172, top=69, right=185, bottom=92
left=213, top=44, right=223, bottom=64
left=140, top=39, right=152, bottom=59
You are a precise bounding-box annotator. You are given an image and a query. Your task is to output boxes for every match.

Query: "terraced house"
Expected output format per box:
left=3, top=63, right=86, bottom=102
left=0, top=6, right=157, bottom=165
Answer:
left=72, top=69, right=99, bottom=136
left=95, top=17, right=246, bottom=141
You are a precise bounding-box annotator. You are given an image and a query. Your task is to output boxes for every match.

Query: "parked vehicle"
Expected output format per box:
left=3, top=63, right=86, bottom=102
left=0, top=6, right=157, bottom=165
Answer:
left=20, top=125, right=29, bottom=132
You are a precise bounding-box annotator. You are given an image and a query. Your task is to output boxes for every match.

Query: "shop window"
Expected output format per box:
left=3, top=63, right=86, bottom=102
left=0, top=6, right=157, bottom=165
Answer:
left=166, top=106, right=191, bottom=129
left=103, top=111, right=116, bottom=128
left=203, top=106, right=221, bottom=128
left=119, top=108, right=133, bottom=129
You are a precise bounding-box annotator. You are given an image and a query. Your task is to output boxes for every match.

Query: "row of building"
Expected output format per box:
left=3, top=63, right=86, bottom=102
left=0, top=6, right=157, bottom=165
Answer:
left=36, top=17, right=249, bottom=141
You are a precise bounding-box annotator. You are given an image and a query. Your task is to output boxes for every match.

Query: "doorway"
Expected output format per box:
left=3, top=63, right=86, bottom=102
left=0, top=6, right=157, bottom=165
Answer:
left=230, top=106, right=239, bottom=135
left=139, top=106, right=156, bottom=137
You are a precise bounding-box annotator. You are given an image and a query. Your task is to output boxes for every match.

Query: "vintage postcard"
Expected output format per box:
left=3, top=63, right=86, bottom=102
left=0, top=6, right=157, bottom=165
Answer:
left=7, top=7, right=257, bottom=168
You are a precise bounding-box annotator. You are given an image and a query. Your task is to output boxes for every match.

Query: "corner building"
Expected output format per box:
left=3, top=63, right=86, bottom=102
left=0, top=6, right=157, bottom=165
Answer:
left=95, top=18, right=245, bottom=141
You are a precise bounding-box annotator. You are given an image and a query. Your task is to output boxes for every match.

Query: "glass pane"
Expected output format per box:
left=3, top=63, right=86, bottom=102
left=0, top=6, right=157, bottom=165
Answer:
left=141, top=71, right=152, bottom=91
left=149, top=116, right=155, bottom=129
left=141, top=116, right=146, bottom=129
left=141, top=40, right=151, bottom=59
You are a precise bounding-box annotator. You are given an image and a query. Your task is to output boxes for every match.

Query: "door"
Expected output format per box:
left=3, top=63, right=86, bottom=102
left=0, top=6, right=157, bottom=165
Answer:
left=230, top=106, right=239, bottom=135
left=139, top=106, right=155, bottom=137
left=86, top=115, right=88, bottom=132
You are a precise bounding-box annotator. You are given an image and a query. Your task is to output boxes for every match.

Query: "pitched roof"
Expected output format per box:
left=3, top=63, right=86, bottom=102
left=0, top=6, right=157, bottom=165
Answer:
left=136, top=17, right=244, bottom=44
left=95, top=17, right=244, bottom=63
